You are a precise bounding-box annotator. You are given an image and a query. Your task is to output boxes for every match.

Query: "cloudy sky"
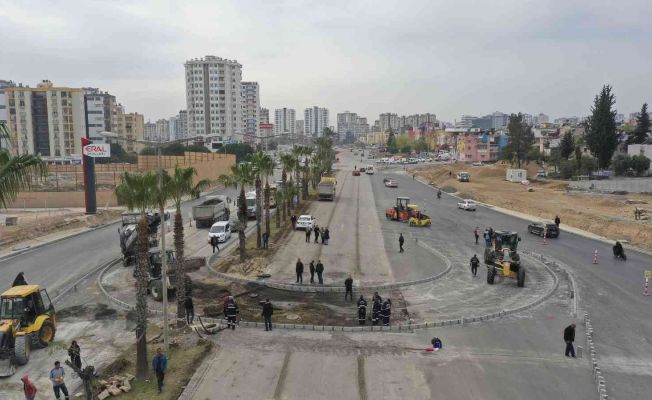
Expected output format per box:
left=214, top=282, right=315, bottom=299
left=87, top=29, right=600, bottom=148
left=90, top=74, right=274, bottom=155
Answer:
left=1, top=0, right=651, bottom=123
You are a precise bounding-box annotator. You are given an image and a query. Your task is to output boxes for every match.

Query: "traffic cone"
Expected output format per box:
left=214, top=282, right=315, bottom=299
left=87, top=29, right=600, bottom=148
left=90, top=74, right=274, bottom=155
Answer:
left=593, top=250, right=598, bottom=264
left=644, top=278, right=649, bottom=296
left=542, top=234, right=548, bottom=245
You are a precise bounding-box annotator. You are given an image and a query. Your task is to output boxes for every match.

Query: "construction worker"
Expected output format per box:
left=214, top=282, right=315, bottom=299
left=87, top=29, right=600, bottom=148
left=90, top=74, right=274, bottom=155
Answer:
left=470, top=254, right=480, bottom=277
left=210, top=236, right=219, bottom=254
left=315, top=260, right=324, bottom=284
left=431, top=337, right=443, bottom=350
left=309, top=260, right=316, bottom=283
left=483, top=228, right=491, bottom=247
left=398, top=233, right=405, bottom=253
left=372, top=297, right=382, bottom=326
left=372, top=292, right=383, bottom=304
left=262, top=298, right=273, bottom=332
left=344, top=275, right=353, bottom=301
left=224, top=296, right=239, bottom=330
left=314, top=226, right=320, bottom=243
left=295, top=258, right=304, bottom=284
left=554, top=215, right=561, bottom=227
left=305, top=226, right=312, bottom=243
left=382, top=299, right=392, bottom=326
left=184, top=296, right=194, bottom=325
left=357, top=296, right=367, bottom=325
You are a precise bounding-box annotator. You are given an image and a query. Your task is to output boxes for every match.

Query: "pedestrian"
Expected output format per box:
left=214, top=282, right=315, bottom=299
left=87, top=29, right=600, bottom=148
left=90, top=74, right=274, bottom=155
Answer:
left=488, top=227, right=494, bottom=240
left=357, top=295, right=367, bottom=325
left=382, top=299, right=392, bottom=326
left=344, top=275, right=353, bottom=301
left=314, top=226, right=321, bottom=244
left=152, top=347, right=168, bottom=393
left=49, top=361, right=69, bottom=400
left=12, top=272, right=27, bottom=287
left=554, top=215, right=561, bottom=227
left=291, top=214, right=297, bottom=230
left=210, top=236, right=219, bottom=254
left=262, top=231, right=269, bottom=249
left=68, top=340, right=81, bottom=371
left=431, top=337, right=443, bottom=350
left=322, top=227, right=330, bottom=245
left=21, top=375, right=37, bottom=400
left=372, top=297, right=382, bottom=326
left=184, top=296, right=194, bottom=325
left=473, top=227, right=479, bottom=245
left=315, top=260, right=324, bottom=284
left=224, top=296, right=239, bottom=330
left=372, top=291, right=383, bottom=304
left=295, top=258, right=304, bottom=284
left=309, top=260, right=315, bottom=284
left=449, top=171, right=452, bottom=178
left=564, top=323, right=576, bottom=357
left=470, top=254, right=480, bottom=277
left=262, top=298, right=273, bottom=331
left=398, top=233, right=405, bottom=253
left=483, top=229, right=490, bottom=246
left=305, top=226, right=312, bottom=243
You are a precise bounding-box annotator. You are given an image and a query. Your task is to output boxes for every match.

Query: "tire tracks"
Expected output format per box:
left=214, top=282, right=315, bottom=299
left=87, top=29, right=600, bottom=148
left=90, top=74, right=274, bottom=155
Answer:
left=357, top=355, right=368, bottom=400
left=316, top=172, right=349, bottom=261
left=273, top=351, right=292, bottom=400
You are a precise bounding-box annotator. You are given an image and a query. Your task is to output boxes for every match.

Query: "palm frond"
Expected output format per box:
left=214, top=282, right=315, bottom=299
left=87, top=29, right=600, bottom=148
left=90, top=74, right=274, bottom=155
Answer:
left=0, top=150, right=47, bottom=209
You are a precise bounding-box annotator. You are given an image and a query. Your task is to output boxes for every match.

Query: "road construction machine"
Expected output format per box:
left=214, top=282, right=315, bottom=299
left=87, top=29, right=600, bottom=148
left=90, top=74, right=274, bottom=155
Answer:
left=132, top=248, right=192, bottom=301
left=118, top=211, right=162, bottom=267
left=386, top=197, right=419, bottom=222
left=484, top=231, right=525, bottom=287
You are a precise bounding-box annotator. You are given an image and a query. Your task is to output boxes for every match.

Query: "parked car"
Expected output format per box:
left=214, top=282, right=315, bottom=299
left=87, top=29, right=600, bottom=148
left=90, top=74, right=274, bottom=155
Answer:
left=296, top=215, right=316, bottom=230
left=472, top=161, right=483, bottom=167
left=527, top=221, right=559, bottom=238
left=457, top=199, right=477, bottom=211
left=353, top=170, right=361, bottom=176
left=208, top=221, right=232, bottom=243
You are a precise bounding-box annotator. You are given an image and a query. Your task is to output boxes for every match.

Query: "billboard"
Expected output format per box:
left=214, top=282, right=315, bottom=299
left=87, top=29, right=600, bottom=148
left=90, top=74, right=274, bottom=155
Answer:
left=82, top=143, right=111, bottom=158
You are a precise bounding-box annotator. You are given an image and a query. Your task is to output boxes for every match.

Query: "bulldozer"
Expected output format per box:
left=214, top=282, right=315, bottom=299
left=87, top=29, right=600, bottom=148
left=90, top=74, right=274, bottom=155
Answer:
left=386, top=197, right=419, bottom=222
left=0, top=285, right=56, bottom=377
left=484, top=231, right=525, bottom=287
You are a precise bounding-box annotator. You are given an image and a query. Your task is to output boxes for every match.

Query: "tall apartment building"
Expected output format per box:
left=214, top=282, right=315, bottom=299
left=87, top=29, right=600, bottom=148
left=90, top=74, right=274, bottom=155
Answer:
left=0, top=81, right=11, bottom=149
left=185, top=55, right=243, bottom=143
left=295, top=120, right=304, bottom=136
left=168, top=110, right=188, bottom=142
left=155, top=119, right=170, bottom=142
left=144, top=121, right=157, bottom=141
left=304, top=106, right=329, bottom=137
left=274, top=108, right=296, bottom=138
left=123, top=112, right=144, bottom=152
left=4, top=80, right=86, bottom=157
left=241, top=81, right=260, bottom=143
left=259, top=107, right=269, bottom=124
left=379, top=113, right=399, bottom=132
left=337, top=111, right=358, bottom=141
left=83, top=88, right=116, bottom=142
left=535, top=113, right=550, bottom=125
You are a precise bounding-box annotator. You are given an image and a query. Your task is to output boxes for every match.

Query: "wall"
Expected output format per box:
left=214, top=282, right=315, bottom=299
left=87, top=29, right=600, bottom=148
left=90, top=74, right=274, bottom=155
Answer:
left=9, top=190, right=119, bottom=208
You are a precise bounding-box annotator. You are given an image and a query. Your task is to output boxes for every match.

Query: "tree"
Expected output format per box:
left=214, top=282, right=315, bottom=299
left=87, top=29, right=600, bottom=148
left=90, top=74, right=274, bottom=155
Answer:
left=631, top=155, right=651, bottom=176
left=386, top=131, right=398, bottom=154
left=218, top=163, right=255, bottom=261
left=559, top=131, right=575, bottom=160
left=502, top=113, right=535, bottom=168
left=107, top=142, right=137, bottom=164
left=222, top=143, right=255, bottom=163
left=629, top=103, right=650, bottom=144
left=278, top=153, right=296, bottom=221
left=612, top=154, right=631, bottom=176
left=186, top=143, right=211, bottom=153
left=166, top=166, right=209, bottom=327
left=253, top=153, right=275, bottom=236
left=115, top=171, right=159, bottom=380
left=0, top=152, right=47, bottom=209
left=585, top=85, right=618, bottom=169
left=414, top=138, right=429, bottom=153
left=396, top=134, right=411, bottom=153
left=250, top=151, right=268, bottom=248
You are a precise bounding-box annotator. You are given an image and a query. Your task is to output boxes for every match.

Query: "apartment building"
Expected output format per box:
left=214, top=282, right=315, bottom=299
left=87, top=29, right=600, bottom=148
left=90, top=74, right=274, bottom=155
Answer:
left=379, top=113, right=399, bottom=132
left=295, top=120, right=304, bottom=136
left=0, top=81, right=10, bottom=149
left=144, top=121, right=156, bottom=141
left=155, top=119, right=170, bottom=142
left=274, top=107, right=296, bottom=138
left=337, top=111, right=369, bottom=141
left=304, top=106, right=329, bottom=137
left=241, top=81, right=260, bottom=143
left=4, top=80, right=86, bottom=156
left=185, top=55, right=243, bottom=143
left=259, top=107, right=269, bottom=124
left=123, top=112, right=144, bottom=152
left=83, top=88, right=116, bottom=142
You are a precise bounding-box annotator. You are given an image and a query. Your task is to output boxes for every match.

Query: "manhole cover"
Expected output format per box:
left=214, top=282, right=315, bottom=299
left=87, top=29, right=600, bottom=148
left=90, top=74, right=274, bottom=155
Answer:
left=249, top=293, right=259, bottom=298
left=286, top=314, right=300, bottom=321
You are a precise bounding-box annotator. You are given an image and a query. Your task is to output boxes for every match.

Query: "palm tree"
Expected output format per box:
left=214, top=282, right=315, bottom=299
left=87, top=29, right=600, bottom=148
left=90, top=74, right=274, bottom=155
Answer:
left=251, top=152, right=275, bottom=240
left=249, top=151, right=265, bottom=248
left=274, top=187, right=284, bottom=228
left=285, top=180, right=300, bottom=212
left=278, top=153, right=297, bottom=215
left=219, top=163, right=255, bottom=261
left=115, top=171, right=159, bottom=380
left=298, top=146, right=313, bottom=200
left=166, top=166, right=210, bottom=327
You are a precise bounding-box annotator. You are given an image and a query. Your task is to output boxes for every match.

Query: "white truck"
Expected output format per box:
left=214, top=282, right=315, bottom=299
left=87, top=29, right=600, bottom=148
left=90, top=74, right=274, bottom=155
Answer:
left=236, top=191, right=258, bottom=219
left=192, top=196, right=229, bottom=228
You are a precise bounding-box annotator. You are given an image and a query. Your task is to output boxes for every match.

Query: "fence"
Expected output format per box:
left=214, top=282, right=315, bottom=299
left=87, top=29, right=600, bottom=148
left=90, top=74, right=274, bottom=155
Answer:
left=568, top=177, right=652, bottom=193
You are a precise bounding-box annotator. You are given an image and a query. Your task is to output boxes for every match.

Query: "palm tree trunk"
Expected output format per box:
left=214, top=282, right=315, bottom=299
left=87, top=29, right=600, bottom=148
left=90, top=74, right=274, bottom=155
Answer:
left=281, top=170, right=287, bottom=223
left=302, top=168, right=309, bottom=200
left=255, top=176, right=262, bottom=248
left=294, top=169, right=301, bottom=206
left=238, top=186, right=247, bottom=261
left=135, top=217, right=150, bottom=379
left=264, top=180, right=271, bottom=235
left=174, top=209, right=186, bottom=328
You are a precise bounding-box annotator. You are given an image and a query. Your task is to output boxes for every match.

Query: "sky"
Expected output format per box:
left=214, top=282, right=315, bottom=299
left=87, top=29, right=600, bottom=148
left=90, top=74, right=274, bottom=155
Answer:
left=1, top=0, right=651, bottom=124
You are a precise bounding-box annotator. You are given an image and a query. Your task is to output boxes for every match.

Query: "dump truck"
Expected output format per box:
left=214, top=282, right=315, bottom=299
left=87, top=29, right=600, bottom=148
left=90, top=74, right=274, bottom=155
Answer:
left=0, top=284, right=56, bottom=376
left=484, top=231, right=525, bottom=287
left=118, top=211, right=162, bottom=268
left=192, top=195, right=228, bottom=228
left=318, top=177, right=337, bottom=201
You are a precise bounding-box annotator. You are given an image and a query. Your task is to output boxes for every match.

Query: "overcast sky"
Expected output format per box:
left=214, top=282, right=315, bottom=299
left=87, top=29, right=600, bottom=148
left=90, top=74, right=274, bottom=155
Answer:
left=1, top=0, right=651, bottom=123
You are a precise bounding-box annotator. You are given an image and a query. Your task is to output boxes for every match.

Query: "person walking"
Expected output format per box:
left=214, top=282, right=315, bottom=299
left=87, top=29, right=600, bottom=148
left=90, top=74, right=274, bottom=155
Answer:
left=49, top=361, right=69, bottom=400
left=305, top=226, right=312, bottom=243
left=152, top=347, right=168, bottom=393
left=309, top=260, right=316, bottom=284
left=398, top=233, right=405, bottom=253
left=564, top=323, right=576, bottom=357
left=474, top=227, right=479, bottom=245
left=224, top=296, right=239, bottom=330
left=322, top=228, right=330, bottom=245
left=184, top=296, right=195, bottom=325
left=22, top=375, right=37, bottom=400
left=210, top=236, right=219, bottom=254
left=344, top=275, right=353, bottom=301
left=372, top=297, right=382, bottom=326
left=554, top=215, right=561, bottom=227
left=12, top=272, right=27, bottom=287
left=291, top=214, right=297, bottom=230
left=68, top=340, right=81, bottom=370
left=382, top=299, right=392, bottom=326
left=295, top=258, right=304, bottom=284
left=262, top=231, right=269, bottom=249
left=357, top=295, right=367, bottom=325
left=315, top=260, right=324, bottom=284
left=470, top=254, right=480, bottom=277
left=483, top=228, right=491, bottom=247
left=262, top=298, right=273, bottom=331
left=314, top=226, right=321, bottom=244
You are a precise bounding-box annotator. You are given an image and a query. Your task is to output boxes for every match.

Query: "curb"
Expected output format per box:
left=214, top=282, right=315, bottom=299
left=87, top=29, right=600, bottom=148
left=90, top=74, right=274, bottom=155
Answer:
left=585, top=313, right=609, bottom=399
left=52, top=257, right=121, bottom=305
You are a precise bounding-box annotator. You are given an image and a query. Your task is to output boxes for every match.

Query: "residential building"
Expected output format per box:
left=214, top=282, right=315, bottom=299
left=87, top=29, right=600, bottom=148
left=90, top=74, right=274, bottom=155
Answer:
left=337, top=111, right=358, bottom=142
left=260, top=123, right=274, bottom=149
left=123, top=112, right=144, bottom=153
left=295, top=120, right=304, bottom=136
left=169, top=115, right=181, bottom=141
left=0, top=81, right=11, bottom=149
left=83, top=88, right=116, bottom=142
left=178, top=110, right=188, bottom=138
left=184, top=55, right=243, bottom=143
left=616, top=114, right=625, bottom=124
left=274, top=107, right=296, bottom=138
left=241, top=81, right=260, bottom=143
left=379, top=113, right=399, bottom=132
left=535, top=113, right=550, bottom=124
left=155, top=119, right=170, bottom=142
left=144, top=121, right=157, bottom=141
left=371, top=120, right=381, bottom=132
left=4, top=80, right=86, bottom=156
left=304, top=106, right=329, bottom=137
left=259, top=107, right=269, bottom=124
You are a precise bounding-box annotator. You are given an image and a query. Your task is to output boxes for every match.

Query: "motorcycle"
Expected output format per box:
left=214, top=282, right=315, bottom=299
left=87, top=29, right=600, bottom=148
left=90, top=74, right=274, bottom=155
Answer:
left=613, top=244, right=627, bottom=261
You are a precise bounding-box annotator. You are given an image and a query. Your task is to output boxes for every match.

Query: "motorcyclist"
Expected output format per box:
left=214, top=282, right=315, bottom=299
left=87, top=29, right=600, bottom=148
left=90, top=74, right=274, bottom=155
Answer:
left=613, top=241, right=626, bottom=260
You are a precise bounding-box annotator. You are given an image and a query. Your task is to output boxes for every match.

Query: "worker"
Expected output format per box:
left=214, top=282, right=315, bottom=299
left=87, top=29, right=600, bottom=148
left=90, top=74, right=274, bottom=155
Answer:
left=291, top=215, right=297, bottom=230
left=262, top=231, right=269, bottom=249
left=470, top=254, right=480, bottom=277
left=12, top=272, right=27, bottom=287
left=309, top=260, right=316, bottom=284
left=295, top=258, right=304, bottom=284
left=431, top=337, right=443, bottom=350
left=49, top=361, right=69, bottom=400
left=210, top=236, right=219, bottom=254
left=437, top=189, right=442, bottom=199
left=372, top=297, right=382, bottom=326
left=68, top=340, right=81, bottom=370
left=224, top=296, right=239, bottom=330
left=344, top=275, right=353, bottom=301
left=372, top=292, right=383, bottom=304
left=554, top=215, right=561, bottom=227
left=315, top=260, right=324, bottom=284
left=473, top=227, right=479, bottom=245
left=314, top=225, right=321, bottom=243
left=184, top=296, right=194, bottom=325
left=483, top=228, right=491, bottom=246
left=21, top=375, right=37, bottom=400
left=382, top=299, right=392, bottom=326
left=398, top=233, right=405, bottom=253
left=357, top=296, right=367, bottom=325
left=262, top=298, right=273, bottom=332
left=305, top=226, right=312, bottom=243
left=322, top=228, right=330, bottom=245
left=152, top=348, right=168, bottom=393
left=564, top=323, right=576, bottom=357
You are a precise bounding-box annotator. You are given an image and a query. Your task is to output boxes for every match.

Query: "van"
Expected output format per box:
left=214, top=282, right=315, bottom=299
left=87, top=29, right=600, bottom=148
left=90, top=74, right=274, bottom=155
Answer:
left=365, top=165, right=374, bottom=175
left=208, top=221, right=231, bottom=243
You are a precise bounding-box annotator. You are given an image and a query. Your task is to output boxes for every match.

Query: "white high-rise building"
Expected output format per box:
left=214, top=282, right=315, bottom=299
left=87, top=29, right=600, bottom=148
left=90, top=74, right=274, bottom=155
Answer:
left=304, top=106, right=329, bottom=137
left=184, top=55, right=243, bottom=144
left=379, top=113, right=399, bottom=132
left=144, top=122, right=156, bottom=141
left=259, top=107, right=269, bottom=125
left=274, top=108, right=296, bottom=138
left=241, top=81, right=260, bottom=143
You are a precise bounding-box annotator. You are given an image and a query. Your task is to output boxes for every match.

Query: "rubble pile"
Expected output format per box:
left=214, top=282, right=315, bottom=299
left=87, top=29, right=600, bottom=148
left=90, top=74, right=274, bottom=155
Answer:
left=96, top=374, right=135, bottom=399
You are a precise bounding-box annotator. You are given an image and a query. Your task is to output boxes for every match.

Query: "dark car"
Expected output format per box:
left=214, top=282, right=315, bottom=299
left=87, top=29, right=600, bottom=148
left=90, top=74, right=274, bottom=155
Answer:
left=527, top=221, right=559, bottom=238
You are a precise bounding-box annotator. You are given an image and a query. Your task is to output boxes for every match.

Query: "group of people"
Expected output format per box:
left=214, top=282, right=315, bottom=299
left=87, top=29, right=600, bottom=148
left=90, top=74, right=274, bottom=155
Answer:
left=304, top=224, right=330, bottom=245
left=20, top=340, right=84, bottom=400
left=354, top=293, right=391, bottom=325
left=295, top=258, right=325, bottom=284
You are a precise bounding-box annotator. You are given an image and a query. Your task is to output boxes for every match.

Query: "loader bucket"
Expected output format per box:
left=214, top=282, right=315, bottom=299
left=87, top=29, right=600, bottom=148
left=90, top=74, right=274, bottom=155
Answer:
left=0, top=358, right=15, bottom=377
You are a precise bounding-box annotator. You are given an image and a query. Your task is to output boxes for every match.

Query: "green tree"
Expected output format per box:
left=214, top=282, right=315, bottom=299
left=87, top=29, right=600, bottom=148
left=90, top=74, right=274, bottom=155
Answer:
left=254, top=153, right=275, bottom=236
left=503, top=113, right=535, bottom=168
left=414, top=138, right=429, bottom=153
left=250, top=151, right=268, bottom=248
left=631, top=155, right=651, bottom=176
left=585, top=85, right=618, bottom=169
left=140, top=147, right=157, bottom=156
left=396, top=134, right=410, bottom=153
left=386, top=130, right=398, bottom=154
left=223, top=143, right=255, bottom=163
left=278, top=153, right=297, bottom=220
left=629, top=103, right=650, bottom=144
left=115, top=171, right=159, bottom=380
left=186, top=143, right=211, bottom=153
left=612, top=154, right=631, bottom=176
left=218, top=163, right=255, bottom=261
left=559, top=131, right=575, bottom=159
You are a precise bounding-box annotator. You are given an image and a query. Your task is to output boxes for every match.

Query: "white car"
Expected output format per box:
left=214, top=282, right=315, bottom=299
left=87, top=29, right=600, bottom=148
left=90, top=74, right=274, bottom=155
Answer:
left=208, top=221, right=232, bottom=243
left=457, top=199, right=477, bottom=211
left=296, top=215, right=316, bottom=230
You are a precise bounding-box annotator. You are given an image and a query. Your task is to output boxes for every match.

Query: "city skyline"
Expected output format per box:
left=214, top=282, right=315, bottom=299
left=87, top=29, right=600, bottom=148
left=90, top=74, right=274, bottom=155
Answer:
left=2, top=1, right=650, bottom=124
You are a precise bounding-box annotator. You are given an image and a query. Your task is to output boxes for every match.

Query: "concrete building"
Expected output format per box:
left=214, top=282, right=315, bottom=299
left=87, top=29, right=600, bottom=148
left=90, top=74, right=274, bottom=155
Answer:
left=337, top=111, right=358, bottom=142
left=371, top=120, right=381, bottom=132
left=144, top=121, right=157, bottom=141
left=123, top=112, right=144, bottom=153
left=304, top=106, right=329, bottom=137
left=83, top=88, right=116, bottom=143
left=167, top=110, right=188, bottom=142
left=259, top=123, right=274, bottom=149
left=155, top=119, right=170, bottom=142
left=295, top=120, right=304, bottom=136
left=241, top=81, right=260, bottom=143
left=274, top=108, right=296, bottom=138
left=379, top=113, right=399, bottom=132
left=184, top=55, right=243, bottom=143
left=4, top=80, right=86, bottom=156
left=259, top=107, right=269, bottom=124
left=535, top=113, right=550, bottom=124
left=0, top=81, right=11, bottom=149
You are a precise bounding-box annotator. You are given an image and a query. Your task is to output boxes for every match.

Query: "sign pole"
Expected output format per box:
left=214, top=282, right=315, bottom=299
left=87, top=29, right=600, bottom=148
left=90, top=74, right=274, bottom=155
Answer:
left=81, top=138, right=97, bottom=215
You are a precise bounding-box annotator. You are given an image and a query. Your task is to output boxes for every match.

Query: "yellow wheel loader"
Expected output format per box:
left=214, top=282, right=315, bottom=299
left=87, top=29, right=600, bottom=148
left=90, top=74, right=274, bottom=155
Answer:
left=483, top=231, right=525, bottom=287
